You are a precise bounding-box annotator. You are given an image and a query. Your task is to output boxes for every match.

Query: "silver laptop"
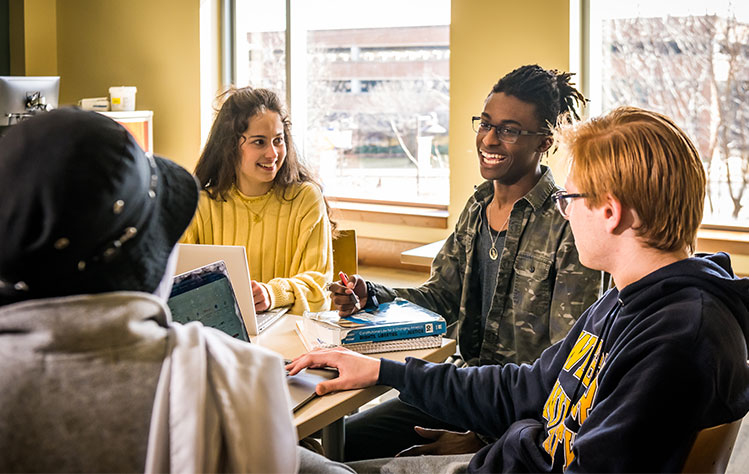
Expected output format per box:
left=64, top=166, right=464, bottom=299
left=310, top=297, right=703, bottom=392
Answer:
left=167, top=260, right=336, bottom=412
left=175, top=244, right=289, bottom=335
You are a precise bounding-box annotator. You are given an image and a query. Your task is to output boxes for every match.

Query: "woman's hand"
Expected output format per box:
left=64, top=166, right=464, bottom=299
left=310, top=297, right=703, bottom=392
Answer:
left=251, top=280, right=271, bottom=312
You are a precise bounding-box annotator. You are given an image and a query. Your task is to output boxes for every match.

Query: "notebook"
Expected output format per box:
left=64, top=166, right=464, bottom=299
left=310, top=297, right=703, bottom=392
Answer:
left=175, top=243, right=289, bottom=335
left=167, top=260, right=336, bottom=412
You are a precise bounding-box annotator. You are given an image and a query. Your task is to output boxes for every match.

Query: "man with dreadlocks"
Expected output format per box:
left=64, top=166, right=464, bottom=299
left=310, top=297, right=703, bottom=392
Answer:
left=328, top=65, right=609, bottom=460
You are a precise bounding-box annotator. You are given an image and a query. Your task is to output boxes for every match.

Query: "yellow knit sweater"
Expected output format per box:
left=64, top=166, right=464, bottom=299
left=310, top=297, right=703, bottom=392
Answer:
left=181, top=182, right=333, bottom=314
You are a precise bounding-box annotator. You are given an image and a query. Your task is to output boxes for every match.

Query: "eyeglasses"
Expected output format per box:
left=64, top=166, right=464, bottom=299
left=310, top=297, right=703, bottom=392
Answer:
left=552, top=190, right=588, bottom=219
left=472, top=116, right=549, bottom=144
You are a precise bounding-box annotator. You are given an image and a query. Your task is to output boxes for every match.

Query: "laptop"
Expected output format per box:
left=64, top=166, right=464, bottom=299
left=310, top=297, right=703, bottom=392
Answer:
left=168, top=260, right=250, bottom=341
left=175, top=243, right=290, bottom=335
left=167, top=260, right=337, bottom=412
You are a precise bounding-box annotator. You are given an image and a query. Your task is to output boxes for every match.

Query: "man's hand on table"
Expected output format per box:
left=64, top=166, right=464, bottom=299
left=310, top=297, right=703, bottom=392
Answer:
left=285, top=347, right=381, bottom=395
left=396, top=428, right=486, bottom=457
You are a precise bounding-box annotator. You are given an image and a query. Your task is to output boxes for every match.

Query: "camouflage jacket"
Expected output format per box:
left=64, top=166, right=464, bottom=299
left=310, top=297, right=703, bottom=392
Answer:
left=369, top=167, right=608, bottom=366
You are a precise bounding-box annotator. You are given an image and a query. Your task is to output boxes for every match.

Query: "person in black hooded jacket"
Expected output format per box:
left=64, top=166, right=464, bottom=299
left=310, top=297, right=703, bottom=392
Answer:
left=288, top=106, right=749, bottom=473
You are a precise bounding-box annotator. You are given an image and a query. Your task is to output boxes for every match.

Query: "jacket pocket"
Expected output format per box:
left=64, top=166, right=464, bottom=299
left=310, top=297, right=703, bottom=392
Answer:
left=512, top=253, right=553, bottom=305
left=509, top=253, right=556, bottom=361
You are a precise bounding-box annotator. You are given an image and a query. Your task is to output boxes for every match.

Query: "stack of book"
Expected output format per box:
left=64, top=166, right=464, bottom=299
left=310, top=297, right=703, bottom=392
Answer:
left=297, top=298, right=447, bottom=354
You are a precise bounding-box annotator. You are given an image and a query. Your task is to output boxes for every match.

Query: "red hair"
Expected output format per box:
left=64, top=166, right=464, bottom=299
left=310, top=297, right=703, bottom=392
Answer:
left=556, top=106, right=705, bottom=254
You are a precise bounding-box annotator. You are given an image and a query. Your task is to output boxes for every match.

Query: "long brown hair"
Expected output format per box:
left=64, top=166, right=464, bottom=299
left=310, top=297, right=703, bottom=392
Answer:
left=195, top=86, right=336, bottom=229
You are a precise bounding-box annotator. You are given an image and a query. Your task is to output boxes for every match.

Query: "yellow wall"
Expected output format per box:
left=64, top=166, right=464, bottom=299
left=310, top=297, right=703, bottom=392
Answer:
left=52, top=0, right=201, bottom=170
left=18, top=0, right=57, bottom=75
left=730, top=255, right=749, bottom=276
left=338, top=0, right=572, bottom=243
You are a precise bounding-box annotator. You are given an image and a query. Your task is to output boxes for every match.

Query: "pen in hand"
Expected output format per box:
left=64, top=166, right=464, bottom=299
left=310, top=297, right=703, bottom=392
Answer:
left=339, top=271, right=361, bottom=312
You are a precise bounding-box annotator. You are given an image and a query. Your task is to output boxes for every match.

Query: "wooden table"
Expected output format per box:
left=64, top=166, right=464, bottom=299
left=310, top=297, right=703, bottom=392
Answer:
left=252, top=314, right=456, bottom=460
left=400, top=239, right=445, bottom=267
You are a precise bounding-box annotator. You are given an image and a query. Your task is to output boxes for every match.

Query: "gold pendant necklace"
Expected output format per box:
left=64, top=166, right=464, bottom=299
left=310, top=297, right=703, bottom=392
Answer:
left=489, top=244, right=499, bottom=261
left=243, top=190, right=274, bottom=223
left=487, top=207, right=511, bottom=261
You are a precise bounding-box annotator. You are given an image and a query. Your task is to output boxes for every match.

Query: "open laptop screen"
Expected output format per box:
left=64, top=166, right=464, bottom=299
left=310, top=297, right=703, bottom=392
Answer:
left=175, top=243, right=290, bottom=335
left=167, top=261, right=250, bottom=343
left=167, top=260, right=336, bottom=411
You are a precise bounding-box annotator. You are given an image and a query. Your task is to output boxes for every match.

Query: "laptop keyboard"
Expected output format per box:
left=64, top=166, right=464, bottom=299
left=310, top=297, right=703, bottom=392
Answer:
left=257, top=307, right=290, bottom=332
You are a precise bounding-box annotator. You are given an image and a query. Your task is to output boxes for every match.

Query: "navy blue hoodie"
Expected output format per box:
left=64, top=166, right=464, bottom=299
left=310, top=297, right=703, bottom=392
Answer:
left=378, top=253, right=749, bottom=472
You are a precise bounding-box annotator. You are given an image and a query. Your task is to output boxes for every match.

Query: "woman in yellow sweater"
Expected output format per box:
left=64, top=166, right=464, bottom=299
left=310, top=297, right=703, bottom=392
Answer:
left=182, top=87, right=333, bottom=314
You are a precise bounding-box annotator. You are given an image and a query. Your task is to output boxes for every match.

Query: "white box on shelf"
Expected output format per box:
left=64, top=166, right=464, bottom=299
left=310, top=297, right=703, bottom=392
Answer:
left=78, top=97, right=110, bottom=111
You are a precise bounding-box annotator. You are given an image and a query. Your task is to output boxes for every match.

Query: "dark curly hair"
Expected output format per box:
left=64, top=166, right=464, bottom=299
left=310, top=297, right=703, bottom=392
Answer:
left=492, top=64, right=587, bottom=130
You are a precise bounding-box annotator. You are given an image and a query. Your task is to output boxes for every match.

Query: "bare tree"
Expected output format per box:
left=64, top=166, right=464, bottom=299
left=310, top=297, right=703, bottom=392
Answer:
left=712, top=15, right=749, bottom=218
left=603, top=14, right=749, bottom=221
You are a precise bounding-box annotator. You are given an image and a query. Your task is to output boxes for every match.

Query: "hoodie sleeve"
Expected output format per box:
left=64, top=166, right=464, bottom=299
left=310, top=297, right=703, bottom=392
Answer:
left=378, top=316, right=586, bottom=438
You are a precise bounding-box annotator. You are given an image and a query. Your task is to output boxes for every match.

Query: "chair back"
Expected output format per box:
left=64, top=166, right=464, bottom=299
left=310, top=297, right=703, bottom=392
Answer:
left=682, top=418, right=742, bottom=473
left=332, top=229, right=358, bottom=277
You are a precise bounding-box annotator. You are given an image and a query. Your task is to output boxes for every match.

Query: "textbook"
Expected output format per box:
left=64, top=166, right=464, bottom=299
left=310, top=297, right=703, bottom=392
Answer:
left=295, top=320, right=443, bottom=354
left=299, top=298, right=447, bottom=349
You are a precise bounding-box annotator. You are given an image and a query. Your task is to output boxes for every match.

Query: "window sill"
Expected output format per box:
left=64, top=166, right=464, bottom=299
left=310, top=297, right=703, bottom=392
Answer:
left=329, top=199, right=449, bottom=229
left=696, top=228, right=749, bottom=256
left=324, top=213, right=749, bottom=254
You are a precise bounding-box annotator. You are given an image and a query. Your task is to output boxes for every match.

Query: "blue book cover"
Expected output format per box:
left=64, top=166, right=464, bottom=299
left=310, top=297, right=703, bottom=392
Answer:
left=301, top=298, right=447, bottom=345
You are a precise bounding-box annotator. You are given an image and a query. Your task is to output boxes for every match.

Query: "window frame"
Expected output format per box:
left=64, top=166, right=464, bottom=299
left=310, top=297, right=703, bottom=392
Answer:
left=576, top=0, right=749, bottom=236
left=223, top=0, right=451, bottom=222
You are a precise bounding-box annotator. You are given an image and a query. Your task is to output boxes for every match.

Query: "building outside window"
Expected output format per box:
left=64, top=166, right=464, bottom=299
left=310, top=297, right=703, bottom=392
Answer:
left=587, top=0, right=749, bottom=227
left=234, top=0, right=450, bottom=206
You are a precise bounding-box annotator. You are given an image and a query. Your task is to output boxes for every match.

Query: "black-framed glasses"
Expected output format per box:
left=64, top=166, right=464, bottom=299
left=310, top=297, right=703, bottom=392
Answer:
left=552, top=190, right=588, bottom=219
left=472, top=116, right=549, bottom=144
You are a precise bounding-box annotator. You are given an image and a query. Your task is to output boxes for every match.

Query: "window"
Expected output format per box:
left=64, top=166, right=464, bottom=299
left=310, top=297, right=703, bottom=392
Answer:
left=234, top=0, right=450, bottom=206
left=586, top=1, right=749, bottom=227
